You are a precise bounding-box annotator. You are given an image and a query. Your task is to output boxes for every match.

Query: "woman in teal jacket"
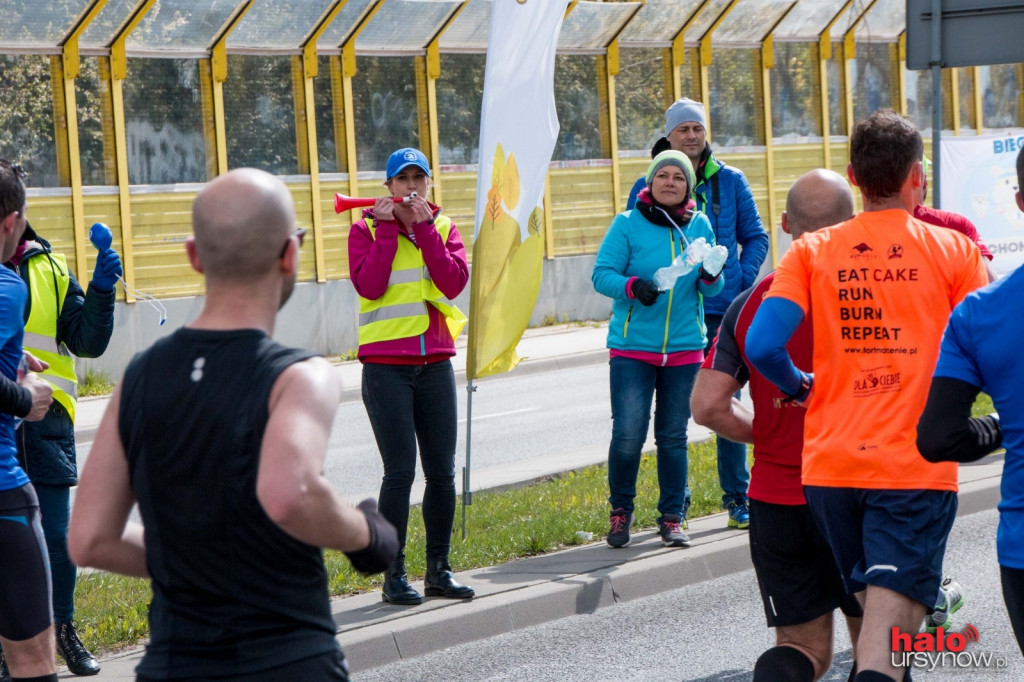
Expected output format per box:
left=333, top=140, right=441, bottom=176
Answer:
left=592, top=150, right=724, bottom=549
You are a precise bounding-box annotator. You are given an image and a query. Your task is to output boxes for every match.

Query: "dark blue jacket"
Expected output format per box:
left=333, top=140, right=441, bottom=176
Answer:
left=15, top=231, right=115, bottom=485
left=627, top=146, right=768, bottom=317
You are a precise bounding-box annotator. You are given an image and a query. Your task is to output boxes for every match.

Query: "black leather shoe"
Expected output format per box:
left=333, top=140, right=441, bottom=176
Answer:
left=56, top=621, right=101, bottom=676
left=424, top=556, right=475, bottom=599
left=382, top=559, right=422, bottom=605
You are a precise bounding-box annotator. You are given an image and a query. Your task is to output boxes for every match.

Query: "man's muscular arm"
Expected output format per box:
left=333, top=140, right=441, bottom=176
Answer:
left=257, top=357, right=397, bottom=571
left=68, top=383, right=148, bottom=577
left=691, top=368, right=754, bottom=444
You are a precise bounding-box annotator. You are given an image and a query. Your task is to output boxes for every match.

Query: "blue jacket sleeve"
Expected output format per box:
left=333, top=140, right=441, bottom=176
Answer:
left=592, top=214, right=633, bottom=300
left=625, top=176, right=646, bottom=211
left=745, top=297, right=805, bottom=396
left=734, top=173, right=769, bottom=289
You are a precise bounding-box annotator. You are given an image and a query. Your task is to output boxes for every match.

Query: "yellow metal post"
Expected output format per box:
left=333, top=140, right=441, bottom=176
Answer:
left=292, top=57, right=311, bottom=175
left=330, top=55, right=347, bottom=172
left=57, top=0, right=110, bottom=280
left=698, top=0, right=740, bottom=141
left=597, top=54, right=620, bottom=214
left=818, top=39, right=831, bottom=169
left=897, top=35, right=907, bottom=117
left=973, top=66, right=984, bottom=133
left=816, top=0, right=855, bottom=171
left=341, top=46, right=360, bottom=204
left=950, top=68, right=961, bottom=134
left=50, top=57, right=72, bottom=187
left=669, top=0, right=709, bottom=104
left=298, top=0, right=349, bottom=284
left=543, top=171, right=555, bottom=260
left=421, top=1, right=471, bottom=209
left=207, top=0, right=257, bottom=177
left=843, top=0, right=879, bottom=136
left=107, top=0, right=158, bottom=302
left=335, top=1, right=387, bottom=220
left=761, top=41, right=777, bottom=267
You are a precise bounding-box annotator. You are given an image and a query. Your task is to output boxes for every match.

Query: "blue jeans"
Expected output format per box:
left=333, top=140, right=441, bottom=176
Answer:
left=607, top=356, right=697, bottom=521
left=362, top=360, right=458, bottom=559
left=34, top=482, right=74, bottom=622
left=705, top=313, right=750, bottom=507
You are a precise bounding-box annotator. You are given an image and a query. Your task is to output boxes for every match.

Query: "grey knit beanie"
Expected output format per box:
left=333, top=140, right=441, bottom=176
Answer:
left=664, top=98, right=707, bottom=137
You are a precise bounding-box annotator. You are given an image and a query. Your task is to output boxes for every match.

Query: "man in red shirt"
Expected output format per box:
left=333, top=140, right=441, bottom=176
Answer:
left=914, top=160, right=996, bottom=282
left=692, top=169, right=861, bottom=682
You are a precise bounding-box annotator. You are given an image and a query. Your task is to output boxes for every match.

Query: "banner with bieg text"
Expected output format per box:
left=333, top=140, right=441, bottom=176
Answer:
left=939, top=131, right=1024, bottom=278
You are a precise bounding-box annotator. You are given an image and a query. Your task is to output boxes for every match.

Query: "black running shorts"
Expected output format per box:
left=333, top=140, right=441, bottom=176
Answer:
left=0, top=484, right=53, bottom=641
left=749, top=498, right=863, bottom=628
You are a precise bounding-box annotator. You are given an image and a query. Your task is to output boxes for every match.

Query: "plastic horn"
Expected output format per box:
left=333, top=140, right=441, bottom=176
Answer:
left=334, top=192, right=416, bottom=214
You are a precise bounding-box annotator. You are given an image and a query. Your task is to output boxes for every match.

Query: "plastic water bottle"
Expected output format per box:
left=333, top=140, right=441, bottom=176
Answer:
left=653, top=237, right=712, bottom=290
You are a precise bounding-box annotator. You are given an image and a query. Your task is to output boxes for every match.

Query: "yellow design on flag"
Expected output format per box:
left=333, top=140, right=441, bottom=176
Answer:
left=466, top=0, right=565, bottom=380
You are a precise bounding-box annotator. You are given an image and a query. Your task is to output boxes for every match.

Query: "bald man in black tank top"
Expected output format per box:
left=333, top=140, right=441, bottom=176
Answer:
left=68, top=168, right=397, bottom=681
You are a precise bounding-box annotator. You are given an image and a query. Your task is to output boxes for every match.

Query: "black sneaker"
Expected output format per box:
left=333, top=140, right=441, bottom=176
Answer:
left=658, top=513, right=691, bottom=547
left=607, top=508, right=634, bottom=548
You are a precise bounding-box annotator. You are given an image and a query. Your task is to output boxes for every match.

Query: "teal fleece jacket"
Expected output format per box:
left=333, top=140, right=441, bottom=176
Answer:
left=592, top=207, right=723, bottom=354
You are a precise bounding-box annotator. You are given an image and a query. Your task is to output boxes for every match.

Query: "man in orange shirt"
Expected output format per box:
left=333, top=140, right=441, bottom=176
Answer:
left=746, top=109, right=988, bottom=682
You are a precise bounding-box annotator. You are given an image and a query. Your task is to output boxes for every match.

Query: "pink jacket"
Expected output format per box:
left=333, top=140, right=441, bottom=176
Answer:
left=348, top=204, right=469, bottom=361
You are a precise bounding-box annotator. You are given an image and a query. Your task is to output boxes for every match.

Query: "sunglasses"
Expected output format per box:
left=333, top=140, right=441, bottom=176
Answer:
left=280, top=227, right=307, bottom=258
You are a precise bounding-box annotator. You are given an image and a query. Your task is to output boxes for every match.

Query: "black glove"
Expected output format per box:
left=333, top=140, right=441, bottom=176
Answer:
left=630, top=278, right=661, bottom=306
left=344, top=498, right=399, bottom=575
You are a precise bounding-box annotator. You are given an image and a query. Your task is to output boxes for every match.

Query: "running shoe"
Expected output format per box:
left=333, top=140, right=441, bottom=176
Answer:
left=607, top=508, right=634, bottom=548
left=658, top=514, right=691, bottom=547
left=727, top=500, right=750, bottom=529
left=925, top=577, right=965, bottom=633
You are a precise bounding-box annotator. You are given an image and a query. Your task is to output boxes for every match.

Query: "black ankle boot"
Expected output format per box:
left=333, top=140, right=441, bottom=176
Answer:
left=56, top=621, right=101, bottom=676
left=424, top=555, right=475, bottom=599
left=382, top=556, right=422, bottom=605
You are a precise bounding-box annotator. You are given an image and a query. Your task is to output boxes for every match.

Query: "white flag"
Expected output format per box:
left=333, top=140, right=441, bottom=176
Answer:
left=466, top=0, right=565, bottom=379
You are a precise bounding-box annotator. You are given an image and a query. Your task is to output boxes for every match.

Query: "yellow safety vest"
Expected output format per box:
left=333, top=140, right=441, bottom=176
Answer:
left=358, top=216, right=467, bottom=346
left=22, top=253, right=78, bottom=423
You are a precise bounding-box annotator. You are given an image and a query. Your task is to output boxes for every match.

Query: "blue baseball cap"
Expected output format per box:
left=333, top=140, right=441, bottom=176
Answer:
left=386, top=148, right=431, bottom=181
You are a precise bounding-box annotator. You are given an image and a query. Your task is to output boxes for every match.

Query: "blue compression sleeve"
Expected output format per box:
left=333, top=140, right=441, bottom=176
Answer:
left=746, top=297, right=806, bottom=396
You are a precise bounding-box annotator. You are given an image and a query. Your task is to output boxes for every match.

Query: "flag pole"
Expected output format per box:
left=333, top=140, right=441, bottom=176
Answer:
left=462, top=379, right=476, bottom=540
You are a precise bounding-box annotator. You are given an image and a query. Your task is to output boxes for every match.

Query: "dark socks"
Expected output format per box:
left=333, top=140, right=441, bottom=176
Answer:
left=854, top=671, right=898, bottom=682
left=753, top=646, right=815, bottom=682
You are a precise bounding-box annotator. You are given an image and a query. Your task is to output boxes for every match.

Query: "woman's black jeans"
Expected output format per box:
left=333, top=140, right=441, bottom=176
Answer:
left=362, top=360, right=458, bottom=559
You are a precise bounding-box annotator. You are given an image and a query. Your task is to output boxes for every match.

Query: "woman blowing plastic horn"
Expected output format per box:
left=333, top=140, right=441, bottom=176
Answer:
left=592, top=150, right=727, bottom=550
left=347, top=147, right=473, bottom=605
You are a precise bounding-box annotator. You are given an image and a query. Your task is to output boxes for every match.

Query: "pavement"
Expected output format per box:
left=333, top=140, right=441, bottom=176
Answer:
left=66, top=323, right=1006, bottom=679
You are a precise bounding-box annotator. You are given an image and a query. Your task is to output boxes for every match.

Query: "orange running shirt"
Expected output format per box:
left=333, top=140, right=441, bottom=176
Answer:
left=766, top=209, right=988, bottom=491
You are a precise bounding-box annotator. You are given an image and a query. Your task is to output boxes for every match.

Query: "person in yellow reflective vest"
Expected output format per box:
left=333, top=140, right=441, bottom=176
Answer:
left=1, top=221, right=119, bottom=679
left=348, top=147, right=473, bottom=606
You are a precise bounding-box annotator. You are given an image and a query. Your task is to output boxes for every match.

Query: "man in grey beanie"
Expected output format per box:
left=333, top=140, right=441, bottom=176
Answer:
left=659, top=97, right=769, bottom=530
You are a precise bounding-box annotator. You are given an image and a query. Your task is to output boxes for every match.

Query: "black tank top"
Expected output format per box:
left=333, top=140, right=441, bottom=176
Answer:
left=119, top=328, right=340, bottom=678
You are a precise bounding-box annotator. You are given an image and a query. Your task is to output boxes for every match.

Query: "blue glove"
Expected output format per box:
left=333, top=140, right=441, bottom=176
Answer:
left=91, top=248, right=123, bottom=292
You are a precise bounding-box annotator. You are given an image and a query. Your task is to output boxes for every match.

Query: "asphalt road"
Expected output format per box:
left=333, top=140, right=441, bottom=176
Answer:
left=322, top=363, right=614, bottom=501
left=358, top=508, right=1022, bottom=682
